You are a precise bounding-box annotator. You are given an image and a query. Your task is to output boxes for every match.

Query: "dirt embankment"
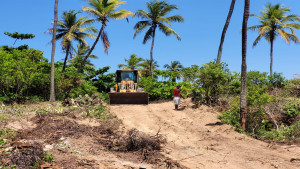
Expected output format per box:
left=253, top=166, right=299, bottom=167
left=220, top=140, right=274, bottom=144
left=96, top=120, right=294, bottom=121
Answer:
left=1, top=100, right=300, bottom=169
left=111, top=100, right=300, bottom=169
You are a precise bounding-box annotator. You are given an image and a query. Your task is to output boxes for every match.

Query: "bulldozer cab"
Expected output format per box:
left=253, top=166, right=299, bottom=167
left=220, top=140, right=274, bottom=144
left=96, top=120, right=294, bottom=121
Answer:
left=116, top=70, right=138, bottom=83
left=109, top=69, right=149, bottom=104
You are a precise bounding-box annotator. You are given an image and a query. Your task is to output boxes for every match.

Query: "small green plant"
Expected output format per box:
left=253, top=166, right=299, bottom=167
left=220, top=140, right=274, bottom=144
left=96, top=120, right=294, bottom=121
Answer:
left=0, top=139, right=7, bottom=150
left=284, top=101, right=300, bottom=118
left=85, top=105, right=112, bottom=119
left=42, top=152, right=54, bottom=163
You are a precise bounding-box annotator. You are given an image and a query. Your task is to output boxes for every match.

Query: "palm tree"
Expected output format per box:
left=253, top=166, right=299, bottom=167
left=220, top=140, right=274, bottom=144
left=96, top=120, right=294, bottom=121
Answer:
left=240, top=0, right=250, bottom=131
left=50, top=0, right=59, bottom=102
left=164, top=61, right=183, bottom=82
left=139, top=59, right=159, bottom=77
left=248, top=3, right=300, bottom=76
left=118, top=54, right=144, bottom=70
left=216, top=0, right=236, bottom=63
left=69, top=44, right=98, bottom=70
left=79, top=0, right=133, bottom=72
left=49, top=10, right=97, bottom=72
left=133, top=0, right=184, bottom=78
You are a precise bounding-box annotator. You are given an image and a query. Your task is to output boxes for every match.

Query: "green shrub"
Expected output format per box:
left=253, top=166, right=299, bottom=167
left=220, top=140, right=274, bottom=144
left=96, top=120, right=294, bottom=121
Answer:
left=139, top=77, right=192, bottom=100
left=257, top=122, right=300, bottom=142
left=286, top=78, right=300, bottom=97
left=219, top=97, right=244, bottom=132
left=284, top=100, right=300, bottom=118
left=42, top=152, right=54, bottom=162
left=0, top=48, right=49, bottom=102
left=85, top=105, right=112, bottom=119
left=247, top=71, right=268, bottom=87
left=268, top=72, right=287, bottom=88
left=86, top=66, right=115, bottom=93
left=192, top=61, right=230, bottom=105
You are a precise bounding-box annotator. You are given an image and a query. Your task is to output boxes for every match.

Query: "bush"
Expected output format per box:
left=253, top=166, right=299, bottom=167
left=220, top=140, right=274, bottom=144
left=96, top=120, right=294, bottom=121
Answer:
left=192, top=61, right=230, bottom=105
left=86, top=66, right=115, bottom=93
left=55, top=66, right=98, bottom=100
left=286, top=78, right=300, bottom=97
left=257, top=122, right=300, bottom=143
left=247, top=71, right=268, bottom=87
left=139, top=77, right=192, bottom=100
left=0, top=48, right=49, bottom=102
left=268, top=72, right=287, bottom=88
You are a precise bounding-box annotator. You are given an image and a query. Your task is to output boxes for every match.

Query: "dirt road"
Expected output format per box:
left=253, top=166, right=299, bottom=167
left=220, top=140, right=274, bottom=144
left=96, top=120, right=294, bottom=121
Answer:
left=111, top=100, right=300, bottom=169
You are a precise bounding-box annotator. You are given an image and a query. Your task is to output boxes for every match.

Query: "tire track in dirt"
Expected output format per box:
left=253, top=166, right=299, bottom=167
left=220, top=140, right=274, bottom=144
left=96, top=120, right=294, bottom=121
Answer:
left=110, top=100, right=300, bottom=169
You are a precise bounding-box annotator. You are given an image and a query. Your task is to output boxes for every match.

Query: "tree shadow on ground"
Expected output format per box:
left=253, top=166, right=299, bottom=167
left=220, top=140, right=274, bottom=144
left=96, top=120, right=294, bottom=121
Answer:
left=205, top=122, right=224, bottom=126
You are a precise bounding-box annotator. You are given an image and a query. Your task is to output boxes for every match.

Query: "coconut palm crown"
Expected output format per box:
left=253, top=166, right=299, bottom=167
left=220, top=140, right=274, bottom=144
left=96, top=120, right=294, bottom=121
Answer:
left=164, top=61, right=183, bottom=82
left=49, top=10, right=97, bottom=72
left=69, top=44, right=98, bottom=70
left=133, top=0, right=184, bottom=78
left=79, top=0, right=133, bottom=71
left=118, top=54, right=144, bottom=70
left=248, top=3, right=300, bottom=75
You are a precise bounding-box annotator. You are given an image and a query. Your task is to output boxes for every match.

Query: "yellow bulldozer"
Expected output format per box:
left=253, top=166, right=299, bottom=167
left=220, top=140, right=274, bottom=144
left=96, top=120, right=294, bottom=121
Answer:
left=109, top=70, right=149, bottom=104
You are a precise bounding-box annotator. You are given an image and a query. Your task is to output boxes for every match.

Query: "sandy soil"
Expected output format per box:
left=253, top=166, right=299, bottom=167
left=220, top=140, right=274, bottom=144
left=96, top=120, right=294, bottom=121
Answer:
left=111, top=99, right=300, bottom=169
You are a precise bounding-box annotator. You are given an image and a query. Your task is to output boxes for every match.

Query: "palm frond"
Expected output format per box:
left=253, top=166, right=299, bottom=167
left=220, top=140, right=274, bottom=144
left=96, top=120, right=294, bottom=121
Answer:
left=158, top=23, right=181, bottom=40
left=143, top=27, right=154, bottom=44
left=133, top=21, right=151, bottom=38
left=160, top=4, right=178, bottom=16
left=101, top=31, right=110, bottom=54
left=276, top=29, right=290, bottom=43
left=135, top=10, right=150, bottom=19
left=165, top=15, right=184, bottom=23
left=110, top=9, right=133, bottom=19
left=253, top=34, right=263, bottom=47
left=247, top=25, right=262, bottom=31
left=82, top=6, right=103, bottom=18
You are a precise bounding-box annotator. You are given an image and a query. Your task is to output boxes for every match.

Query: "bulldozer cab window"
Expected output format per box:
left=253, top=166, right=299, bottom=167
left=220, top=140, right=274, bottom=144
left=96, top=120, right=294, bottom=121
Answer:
left=117, top=71, right=137, bottom=82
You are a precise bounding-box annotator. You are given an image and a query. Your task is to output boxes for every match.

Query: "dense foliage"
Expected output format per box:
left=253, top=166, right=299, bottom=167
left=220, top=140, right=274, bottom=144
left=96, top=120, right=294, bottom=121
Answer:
left=0, top=46, right=114, bottom=103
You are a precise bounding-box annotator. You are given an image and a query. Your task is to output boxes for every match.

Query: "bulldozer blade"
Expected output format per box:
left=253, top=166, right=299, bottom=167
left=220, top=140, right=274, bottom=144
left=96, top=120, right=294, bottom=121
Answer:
left=109, top=92, right=149, bottom=104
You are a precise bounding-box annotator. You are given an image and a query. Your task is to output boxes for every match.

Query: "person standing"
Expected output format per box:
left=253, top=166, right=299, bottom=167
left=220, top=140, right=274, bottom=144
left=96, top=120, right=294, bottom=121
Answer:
left=173, top=85, right=181, bottom=110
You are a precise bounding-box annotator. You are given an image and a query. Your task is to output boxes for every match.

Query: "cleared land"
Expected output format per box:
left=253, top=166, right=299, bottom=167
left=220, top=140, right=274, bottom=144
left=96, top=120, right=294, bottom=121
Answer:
left=1, top=100, right=300, bottom=168
left=111, top=99, right=300, bottom=169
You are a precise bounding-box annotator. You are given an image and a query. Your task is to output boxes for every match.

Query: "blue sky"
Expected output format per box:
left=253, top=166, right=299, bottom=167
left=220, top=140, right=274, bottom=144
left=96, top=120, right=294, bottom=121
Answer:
left=0, top=0, right=299, bottom=79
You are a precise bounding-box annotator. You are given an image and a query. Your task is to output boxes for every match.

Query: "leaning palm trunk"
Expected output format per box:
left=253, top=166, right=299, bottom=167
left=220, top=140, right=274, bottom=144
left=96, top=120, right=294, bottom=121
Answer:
left=240, top=0, right=250, bottom=130
left=62, top=45, right=70, bottom=73
left=217, top=0, right=236, bottom=63
left=270, top=38, right=274, bottom=76
left=50, top=0, right=59, bottom=102
left=150, top=26, right=156, bottom=79
left=78, top=22, right=106, bottom=72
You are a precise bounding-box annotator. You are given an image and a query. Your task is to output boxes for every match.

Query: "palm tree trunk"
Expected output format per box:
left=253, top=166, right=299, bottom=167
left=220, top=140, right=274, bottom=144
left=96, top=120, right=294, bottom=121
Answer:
left=62, top=45, right=70, bottom=73
left=50, top=0, right=59, bottom=102
left=240, top=0, right=250, bottom=131
left=217, top=0, right=236, bottom=63
left=270, top=38, right=274, bottom=76
left=13, top=39, right=18, bottom=47
left=78, top=22, right=105, bottom=72
left=150, top=26, right=157, bottom=79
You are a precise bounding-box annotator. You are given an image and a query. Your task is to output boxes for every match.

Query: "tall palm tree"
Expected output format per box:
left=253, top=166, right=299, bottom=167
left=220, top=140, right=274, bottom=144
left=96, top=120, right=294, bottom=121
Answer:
left=118, top=54, right=144, bottom=70
left=164, top=61, right=183, bottom=82
left=50, top=0, right=59, bottom=102
left=248, top=3, right=300, bottom=76
left=139, top=59, right=159, bottom=77
left=69, top=44, right=98, bottom=70
left=133, top=0, right=184, bottom=78
left=49, top=10, right=97, bottom=72
left=216, top=0, right=236, bottom=63
left=79, top=0, right=133, bottom=72
left=240, top=0, right=250, bottom=131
